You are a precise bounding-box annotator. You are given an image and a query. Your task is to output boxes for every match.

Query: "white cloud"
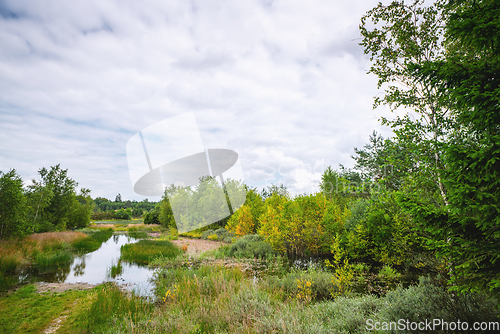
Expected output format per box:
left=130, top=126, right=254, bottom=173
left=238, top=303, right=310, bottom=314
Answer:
left=0, top=0, right=394, bottom=200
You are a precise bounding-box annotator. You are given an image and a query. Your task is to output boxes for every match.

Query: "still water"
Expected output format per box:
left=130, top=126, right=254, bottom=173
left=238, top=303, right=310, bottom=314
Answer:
left=34, top=234, right=155, bottom=296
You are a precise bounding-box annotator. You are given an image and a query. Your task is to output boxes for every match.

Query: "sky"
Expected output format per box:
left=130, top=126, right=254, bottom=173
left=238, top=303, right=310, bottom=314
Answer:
left=0, top=0, right=397, bottom=201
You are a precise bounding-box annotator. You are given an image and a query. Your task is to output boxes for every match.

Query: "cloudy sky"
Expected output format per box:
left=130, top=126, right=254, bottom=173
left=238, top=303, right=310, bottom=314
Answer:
left=0, top=0, right=396, bottom=201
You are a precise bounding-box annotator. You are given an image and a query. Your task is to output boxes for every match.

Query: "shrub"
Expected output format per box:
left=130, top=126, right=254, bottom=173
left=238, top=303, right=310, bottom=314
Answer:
left=200, top=229, right=216, bottom=240
left=378, top=276, right=500, bottom=324
left=201, top=228, right=234, bottom=243
left=262, top=269, right=334, bottom=302
left=226, top=205, right=256, bottom=236
left=227, top=234, right=276, bottom=259
left=258, top=193, right=349, bottom=257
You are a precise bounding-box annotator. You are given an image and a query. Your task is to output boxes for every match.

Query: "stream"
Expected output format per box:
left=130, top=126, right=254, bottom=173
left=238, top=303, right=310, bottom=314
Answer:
left=27, top=234, right=155, bottom=297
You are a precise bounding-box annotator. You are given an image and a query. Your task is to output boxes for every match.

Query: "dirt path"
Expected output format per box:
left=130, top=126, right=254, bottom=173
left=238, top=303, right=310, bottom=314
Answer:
left=170, top=237, right=224, bottom=256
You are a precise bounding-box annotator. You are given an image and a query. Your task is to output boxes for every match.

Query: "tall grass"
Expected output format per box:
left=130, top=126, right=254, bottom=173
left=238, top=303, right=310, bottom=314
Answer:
left=86, top=282, right=152, bottom=333
left=72, top=228, right=114, bottom=253
left=0, top=231, right=89, bottom=291
left=34, top=251, right=73, bottom=269
left=0, top=256, right=21, bottom=291
left=120, top=240, right=181, bottom=265
left=95, top=266, right=500, bottom=334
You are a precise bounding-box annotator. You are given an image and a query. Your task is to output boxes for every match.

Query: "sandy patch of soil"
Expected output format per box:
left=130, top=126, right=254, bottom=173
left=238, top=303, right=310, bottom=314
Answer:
left=170, top=237, right=224, bottom=256
left=35, top=282, right=96, bottom=293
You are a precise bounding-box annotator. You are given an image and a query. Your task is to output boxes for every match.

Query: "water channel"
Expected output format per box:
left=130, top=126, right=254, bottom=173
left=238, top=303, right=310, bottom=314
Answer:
left=30, top=234, right=155, bottom=297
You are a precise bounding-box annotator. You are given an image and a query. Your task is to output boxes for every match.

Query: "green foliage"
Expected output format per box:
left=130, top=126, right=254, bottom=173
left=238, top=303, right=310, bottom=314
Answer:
left=67, top=189, right=93, bottom=230
left=114, top=208, right=132, bottom=220
left=108, top=261, right=123, bottom=279
left=143, top=205, right=160, bottom=225
left=158, top=197, right=175, bottom=227
left=352, top=131, right=415, bottom=191
left=120, top=239, right=181, bottom=265
left=167, top=176, right=239, bottom=232
left=92, top=197, right=156, bottom=217
left=345, top=190, right=424, bottom=266
left=226, top=187, right=265, bottom=237
left=360, top=0, right=452, bottom=207
left=0, top=169, right=27, bottom=239
left=226, top=234, right=275, bottom=259
left=402, top=0, right=500, bottom=296
left=27, top=164, right=79, bottom=232
left=261, top=183, right=289, bottom=199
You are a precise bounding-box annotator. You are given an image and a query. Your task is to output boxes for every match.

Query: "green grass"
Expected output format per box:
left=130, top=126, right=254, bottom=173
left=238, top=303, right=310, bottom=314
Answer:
left=0, top=284, right=91, bottom=334
left=0, top=283, right=152, bottom=334
left=120, top=239, right=181, bottom=265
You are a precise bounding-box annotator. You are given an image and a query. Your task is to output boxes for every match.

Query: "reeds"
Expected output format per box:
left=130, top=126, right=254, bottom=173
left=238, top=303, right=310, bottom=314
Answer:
left=72, top=229, right=113, bottom=253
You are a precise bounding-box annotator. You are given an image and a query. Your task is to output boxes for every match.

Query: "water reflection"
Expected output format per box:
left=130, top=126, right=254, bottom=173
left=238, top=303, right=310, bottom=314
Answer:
left=32, top=234, right=155, bottom=296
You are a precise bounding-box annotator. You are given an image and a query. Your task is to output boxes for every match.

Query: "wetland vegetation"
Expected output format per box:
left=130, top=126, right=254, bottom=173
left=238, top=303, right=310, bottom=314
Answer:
left=1, top=0, right=500, bottom=332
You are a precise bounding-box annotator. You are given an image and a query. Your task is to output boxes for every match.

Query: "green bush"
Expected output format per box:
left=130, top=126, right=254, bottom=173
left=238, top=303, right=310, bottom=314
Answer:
left=227, top=234, right=276, bottom=259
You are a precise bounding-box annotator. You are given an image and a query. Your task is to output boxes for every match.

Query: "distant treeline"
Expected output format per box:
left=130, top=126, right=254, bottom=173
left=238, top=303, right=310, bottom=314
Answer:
left=0, top=164, right=94, bottom=238
left=91, top=195, right=157, bottom=221
left=0, top=164, right=161, bottom=239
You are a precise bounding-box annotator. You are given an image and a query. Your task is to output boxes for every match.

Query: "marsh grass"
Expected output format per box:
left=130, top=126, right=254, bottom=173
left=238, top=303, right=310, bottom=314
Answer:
left=72, top=229, right=113, bottom=253
left=108, top=261, right=123, bottom=279
left=120, top=240, right=181, bottom=265
left=100, top=264, right=500, bottom=334
left=0, top=231, right=90, bottom=290
left=87, top=282, right=152, bottom=332
left=34, top=250, right=73, bottom=269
